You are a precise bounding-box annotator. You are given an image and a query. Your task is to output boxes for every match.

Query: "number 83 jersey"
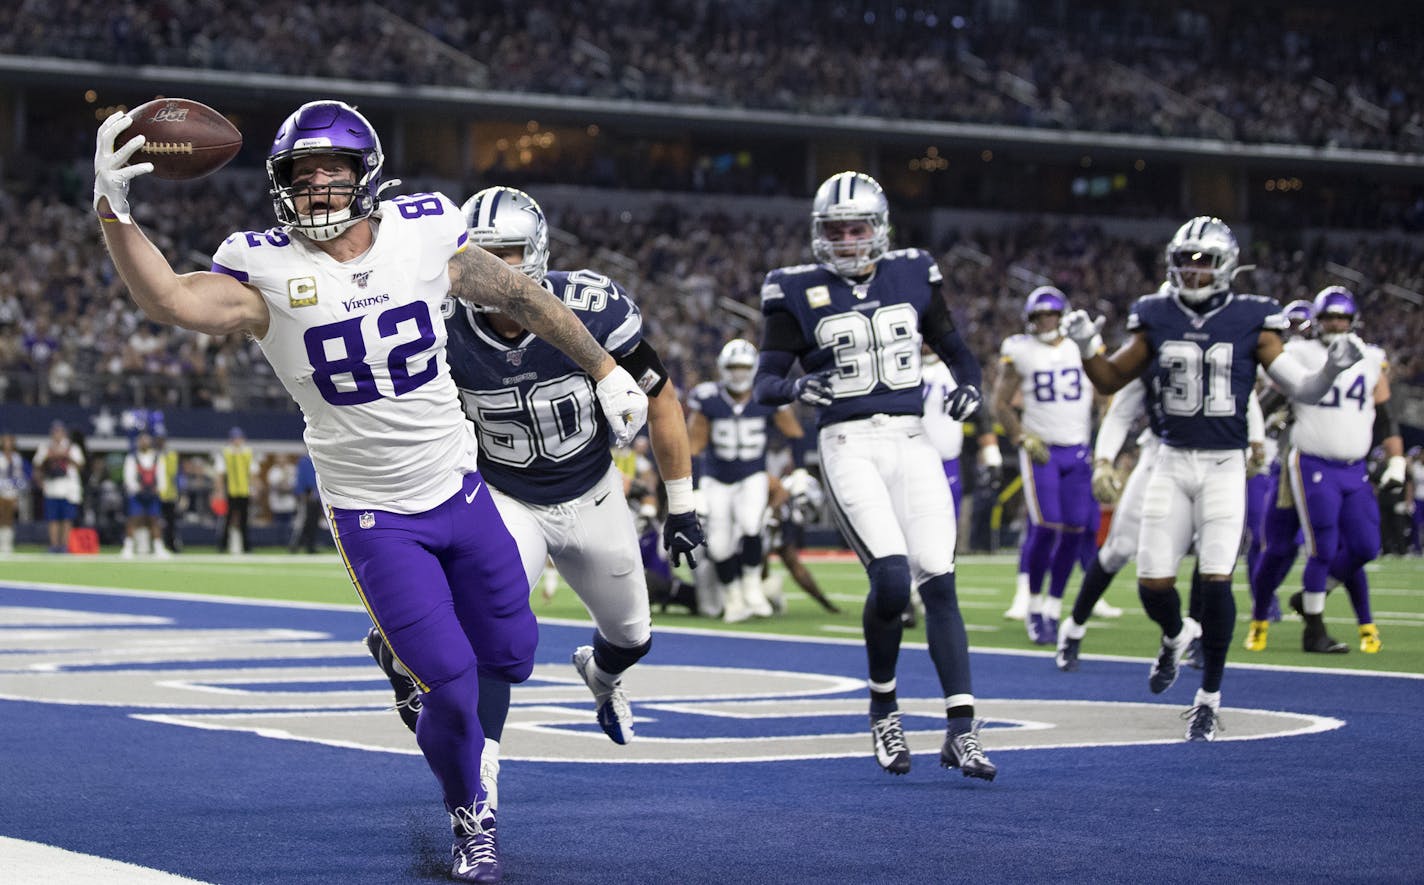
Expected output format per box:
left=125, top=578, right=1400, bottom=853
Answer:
left=211, top=192, right=475, bottom=513
left=760, top=249, right=939, bottom=427
left=1129, top=290, right=1287, bottom=450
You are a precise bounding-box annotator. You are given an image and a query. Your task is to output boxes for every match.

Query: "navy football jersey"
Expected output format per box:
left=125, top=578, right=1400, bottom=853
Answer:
left=445, top=269, right=644, bottom=504
left=1129, top=290, right=1287, bottom=450
left=687, top=381, right=780, bottom=483
left=760, top=249, right=941, bottom=427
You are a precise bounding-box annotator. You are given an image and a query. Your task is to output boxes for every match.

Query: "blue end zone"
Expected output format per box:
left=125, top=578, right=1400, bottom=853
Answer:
left=2, top=583, right=1422, bottom=883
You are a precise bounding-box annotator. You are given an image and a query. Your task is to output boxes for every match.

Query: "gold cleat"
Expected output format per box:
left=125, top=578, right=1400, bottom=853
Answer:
left=1243, top=620, right=1269, bottom=652
left=1359, top=624, right=1381, bottom=654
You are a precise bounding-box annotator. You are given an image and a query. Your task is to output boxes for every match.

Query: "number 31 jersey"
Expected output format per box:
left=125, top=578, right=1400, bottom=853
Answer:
left=759, top=249, right=940, bottom=427
left=211, top=193, right=474, bottom=513
left=444, top=269, right=645, bottom=505
left=1128, top=290, right=1287, bottom=451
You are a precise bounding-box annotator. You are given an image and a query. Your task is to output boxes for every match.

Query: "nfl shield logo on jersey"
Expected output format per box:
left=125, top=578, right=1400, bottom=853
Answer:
left=352, top=271, right=372, bottom=289
left=359, top=512, right=376, bottom=529
left=506, top=350, right=525, bottom=367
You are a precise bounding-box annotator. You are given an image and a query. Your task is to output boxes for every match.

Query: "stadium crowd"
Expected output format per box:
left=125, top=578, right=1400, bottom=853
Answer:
left=2, top=0, right=1421, bottom=151
left=4, top=176, right=1424, bottom=414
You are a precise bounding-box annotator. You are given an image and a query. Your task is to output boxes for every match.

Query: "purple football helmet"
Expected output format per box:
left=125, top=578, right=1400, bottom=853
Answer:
left=1281, top=299, right=1314, bottom=335
left=1023, top=286, right=1068, bottom=342
left=267, top=101, right=386, bottom=241
left=1312, top=286, right=1357, bottom=342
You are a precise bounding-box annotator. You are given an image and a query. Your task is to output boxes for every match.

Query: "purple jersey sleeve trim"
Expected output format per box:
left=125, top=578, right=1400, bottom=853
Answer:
left=210, top=262, right=249, bottom=283
left=455, top=230, right=469, bottom=252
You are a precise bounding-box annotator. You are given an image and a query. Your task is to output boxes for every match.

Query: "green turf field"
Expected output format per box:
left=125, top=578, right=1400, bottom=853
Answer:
left=3, top=549, right=1420, bottom=673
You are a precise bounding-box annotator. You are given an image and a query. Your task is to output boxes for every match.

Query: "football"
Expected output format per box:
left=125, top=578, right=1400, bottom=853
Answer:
left=125, top=98, right=242, bottom=181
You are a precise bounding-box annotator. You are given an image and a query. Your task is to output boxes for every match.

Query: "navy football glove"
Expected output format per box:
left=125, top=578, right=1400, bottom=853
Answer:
left=791, top=371, right=835, bottom=406
left=663, top=510, right=706, bottom=569
left=944, top=384, right=983, bottom=422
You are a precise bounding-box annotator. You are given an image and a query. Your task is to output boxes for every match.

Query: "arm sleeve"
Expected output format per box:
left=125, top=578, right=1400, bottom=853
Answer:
left=1374, top=399, right=1401, bottom=446
left=922, top=291, right=982, bottom=390
left=754, top=348, right=799, bottom=406
left=754, top=310, right=807, bottom=405
left=1093, top=377, right=1145, bottom=463
left=615, top=339, right=670, bottom=398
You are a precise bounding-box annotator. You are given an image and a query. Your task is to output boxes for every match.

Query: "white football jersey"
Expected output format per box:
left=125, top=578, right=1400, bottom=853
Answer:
left=920, top=356, right=964, bottom=461
left=211, top=193, right=477, bottom=513
left=1000, top=334, right=1093, bottom=446
left=1284, top=338, right=1385, bottom=462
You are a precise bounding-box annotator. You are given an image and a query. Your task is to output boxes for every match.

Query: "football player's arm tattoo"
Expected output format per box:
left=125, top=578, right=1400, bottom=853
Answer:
left=449, top=246, right=615, bottom=378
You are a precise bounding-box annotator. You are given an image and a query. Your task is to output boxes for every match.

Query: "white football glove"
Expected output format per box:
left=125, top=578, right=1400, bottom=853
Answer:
left=94, top=111, right=153, bottom=224
left=1090, top=458, right=1123, bottom=505
left=1019, top=433, right=1050, bottom=464
left=595, top=365, right=649, bottom=447
left=1325, top=333, right=1365, bottom=371
left=1059, top=309, right=1105, bottom=360
left=1380, top=455, right=1407, bottom=494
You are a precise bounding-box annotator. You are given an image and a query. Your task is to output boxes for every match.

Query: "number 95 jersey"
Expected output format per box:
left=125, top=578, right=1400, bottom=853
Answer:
left=210, top=192, right=475, bottom=514
left=760, top=249, right=939, bottom=427
left=1129, top=290, right=1287, bottom=451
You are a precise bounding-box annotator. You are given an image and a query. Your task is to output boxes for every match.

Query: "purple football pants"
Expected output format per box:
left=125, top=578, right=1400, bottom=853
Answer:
left=1021, top=444, right=1094, bottom=598
left=1294, top=453, right=1379, bottom=623
left=331, top=471, right=537, bottom=813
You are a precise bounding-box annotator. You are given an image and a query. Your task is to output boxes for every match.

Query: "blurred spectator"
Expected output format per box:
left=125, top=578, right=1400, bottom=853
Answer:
left=214, top=426, right=256, bottom=553
left=32, top=421, right=84, bottom=553
left=266, top=453, right=298, bottom=540
left=0, top=433, right=27, bottom=553
left=289, top=452, right=323, bottom=554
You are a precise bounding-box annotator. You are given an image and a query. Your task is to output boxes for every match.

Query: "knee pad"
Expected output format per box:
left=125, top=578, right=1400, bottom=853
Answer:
left=866, top=555, right=912, bottom=621
left=740, top=535, right=764, bottom=568
left=594, top=632, right=652, bottom=675
left=713, top=556, right=741, bottom=585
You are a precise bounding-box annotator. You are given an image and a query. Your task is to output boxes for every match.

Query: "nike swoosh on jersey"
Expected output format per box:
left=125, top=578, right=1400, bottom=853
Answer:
left=594, top=491, right=610, bottom=506
left=465, top=482, right=483, bottom=503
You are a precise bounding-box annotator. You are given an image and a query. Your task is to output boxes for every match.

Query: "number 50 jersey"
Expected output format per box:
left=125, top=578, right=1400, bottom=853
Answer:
left=444, top=269, right=647, bottom=505
left=211, top=192, right=474, bottom=514
left=1129, top=290, right=1287, bottom=450
left=760, top=249, right=940, bottom=427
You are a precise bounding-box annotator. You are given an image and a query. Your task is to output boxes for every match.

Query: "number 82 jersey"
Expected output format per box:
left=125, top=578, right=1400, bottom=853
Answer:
left=211, top=192, right=474, bottom=513
left=1129, top=290, right=1287, bottom=450
left=759, top=249, right=939, bottom=427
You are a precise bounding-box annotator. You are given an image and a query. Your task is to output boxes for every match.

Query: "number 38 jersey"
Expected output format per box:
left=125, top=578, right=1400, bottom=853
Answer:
left=760, top=249, right=939, bottom=428
left=211, top=192, right=474, bottom=514
left=444, top=269, right=645, bottom=505
left=999, top=334, right=1092, bottom=446
left=1283, top=337, right=1386, bottom=462
left=1128, top=290, right=1287, bottom=451
left=686, top=382, right=781, bottom=483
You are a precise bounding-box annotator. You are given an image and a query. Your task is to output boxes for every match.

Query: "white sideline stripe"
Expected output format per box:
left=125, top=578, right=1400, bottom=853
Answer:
left=0, top=837, right=213, bottom=884
left=4, top=581, right=1422, bottom=680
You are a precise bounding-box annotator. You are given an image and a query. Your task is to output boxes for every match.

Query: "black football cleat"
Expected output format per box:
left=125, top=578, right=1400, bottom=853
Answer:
left=365, top=627, right=421, bottom=733
left=941, top=719, right=997, bottom=781
left=870, top=712, right=912, bottom=775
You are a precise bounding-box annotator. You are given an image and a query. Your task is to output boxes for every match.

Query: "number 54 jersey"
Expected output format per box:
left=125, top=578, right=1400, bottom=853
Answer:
left=1284, top=336, right=1386, bottom=462
left=210, top=192, right=475, bottom=513
left=1129, top=290, right=1287, bottom=450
